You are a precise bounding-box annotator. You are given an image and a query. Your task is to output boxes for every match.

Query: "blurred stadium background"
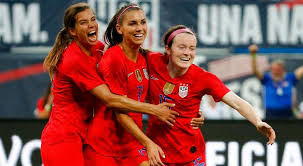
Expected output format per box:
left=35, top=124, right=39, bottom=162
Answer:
left=0, top=0, right=302, bottom=165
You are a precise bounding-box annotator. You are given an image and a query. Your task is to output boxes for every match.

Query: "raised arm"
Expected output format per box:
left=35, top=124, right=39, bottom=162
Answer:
left=221, top=91, right=276, bottom=145
left=249, top=44, right=264, bottom=80
left=90, top=84, right=178, bottom=126
left=295, top=65, right=303, bottom=80
left=115, top=111, right=166, bottom=166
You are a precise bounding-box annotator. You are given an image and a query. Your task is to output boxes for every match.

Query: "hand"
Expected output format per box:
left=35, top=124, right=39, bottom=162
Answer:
left=191, top=111, right=204, bottom=129
left=146, top=141, right=165, bottom=166
left=155, top=102, right=179, bottom=127
left=249, top=44, right=258, bottom=54
left=256, top=121, right=276, bottom=145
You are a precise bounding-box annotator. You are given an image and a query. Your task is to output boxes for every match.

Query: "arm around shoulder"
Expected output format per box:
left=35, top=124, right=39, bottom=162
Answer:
left=90, top=84, right=178, bottom=126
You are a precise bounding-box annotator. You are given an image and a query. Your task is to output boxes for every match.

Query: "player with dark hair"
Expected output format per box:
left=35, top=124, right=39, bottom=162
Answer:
left=114, top=25, right=276, bottom=166
left=41, top=3, right=177, bottom=166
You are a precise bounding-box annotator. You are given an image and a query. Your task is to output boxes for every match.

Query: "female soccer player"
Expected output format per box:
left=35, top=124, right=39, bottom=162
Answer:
left=84, top=4, right=203, bottom=166
left=145, top=25, right=276, bottom=166
left=41, top=3, right=178, bottom=166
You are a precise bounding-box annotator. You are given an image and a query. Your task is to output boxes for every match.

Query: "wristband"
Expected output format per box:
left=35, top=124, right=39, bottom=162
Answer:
left=44, top=104, right=51, bottom=112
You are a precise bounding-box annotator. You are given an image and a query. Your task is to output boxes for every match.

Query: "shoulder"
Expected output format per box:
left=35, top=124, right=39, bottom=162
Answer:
left=60, top=43, right=82, bottom=70
left=92, top=41, right=105, bottom=59
left=102, top=45, right=124, bottom=64
left=190, top=65, right=208, bottom=77
left=146, top=52, right=166, bottom=64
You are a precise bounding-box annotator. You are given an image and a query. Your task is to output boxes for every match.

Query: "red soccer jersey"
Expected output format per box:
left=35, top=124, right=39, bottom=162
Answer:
left=86, top=45, right=149, bottom=156
left=41, top=41, right=105, bottom=144
left=146, top=52, right=230, bottom=163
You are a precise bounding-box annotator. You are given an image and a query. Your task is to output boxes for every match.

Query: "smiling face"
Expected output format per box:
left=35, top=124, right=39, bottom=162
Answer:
left=271, top=62, right=285, bottom=81
left=166, top=32, right=197, bottom=70
left=116, top=9, right=147, bottom=47
left=70, top=8, right=98, bottom=50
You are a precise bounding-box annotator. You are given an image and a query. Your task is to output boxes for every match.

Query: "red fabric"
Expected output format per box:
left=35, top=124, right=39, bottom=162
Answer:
left=36, top=97, right=45, bottom=112
left=86, top=45, right=149, bottom=157
left=41, top=41, right=105, bottom=163
left=84, top=144, right=148, bottom=166
left=164, top=152, right=206, bottom=166
left=41, top=134, right=85, bottom=166
left=146, top=52, right=229, bottom=163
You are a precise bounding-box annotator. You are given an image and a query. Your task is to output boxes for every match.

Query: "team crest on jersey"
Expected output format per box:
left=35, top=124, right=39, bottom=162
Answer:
left=135, top=69, right=142, bottom=82
left=143, top=68, right=149, bottom=80
left=179, top=83, right=188, bottom=98
left=163, top=82, right=175, bottom=95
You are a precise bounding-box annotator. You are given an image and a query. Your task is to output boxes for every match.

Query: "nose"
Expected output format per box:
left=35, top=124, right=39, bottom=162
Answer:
left=184, top=48, right=191, bottom=56
left=88, top=20, right=95, bottom=28
left=136, top=23, right=145, bottom=32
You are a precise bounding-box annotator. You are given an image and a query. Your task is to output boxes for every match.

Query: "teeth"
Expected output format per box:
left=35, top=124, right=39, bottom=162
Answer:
left=180, top=58, right=190, bottom=61
left=89, top=31, right=96, bottom=35
left=135, top=34, right=143, bottom=37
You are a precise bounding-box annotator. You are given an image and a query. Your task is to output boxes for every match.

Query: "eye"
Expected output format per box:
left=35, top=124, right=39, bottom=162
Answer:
left=128, top=21, right=137, bottom=26
left=79, top=21, right=87, bottom=25
left=190, top=47, right=196, bottom=51
left=91, top=16, right=96, bottom=22
left=178, top=45, right=185, bottom=50
left=141, top=19, right=146, bottom=25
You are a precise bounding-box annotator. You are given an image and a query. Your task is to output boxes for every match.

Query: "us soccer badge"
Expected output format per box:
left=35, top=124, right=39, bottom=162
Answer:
left=179, top=83, right=188, bottom=98
left=135, top=69, right=142, bottom=82
left=163, top=82, right=175, bottom=95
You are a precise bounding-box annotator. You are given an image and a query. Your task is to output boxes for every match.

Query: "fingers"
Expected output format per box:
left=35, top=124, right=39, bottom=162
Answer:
left=190, top=112, right=205, bottom=128
left=267, top=127, right=276, bottom=145
left=164, top=120, right=174, bottom=127
left=149, top=151, right=165, bottom=166
left=249, top=44, right=258, bottom=53
left=260, top=122, right=276, bottom=145
left=161, top=102, right=175, bottom=108
left=158, top=146, right=165, bottom=159
left=170, top=110, right=179, bottom=116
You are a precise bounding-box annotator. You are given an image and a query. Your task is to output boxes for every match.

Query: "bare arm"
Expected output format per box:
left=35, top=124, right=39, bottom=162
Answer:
left=222, top=91, right=276, bottom=144
left=249, top=44, right=264, bottom=80
left=90, top=84, right=178, bottom=126
left=115, top=112, right=165, bottom=166
left=295, top=65, right=303, bottom=80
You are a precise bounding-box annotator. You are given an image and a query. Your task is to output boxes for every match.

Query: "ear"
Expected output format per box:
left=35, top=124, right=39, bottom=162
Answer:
left=69, top=28, right=76, bottom=37
left=165, top=45, right=171, bottom=55
left=116, top=24, right=122, bottom=35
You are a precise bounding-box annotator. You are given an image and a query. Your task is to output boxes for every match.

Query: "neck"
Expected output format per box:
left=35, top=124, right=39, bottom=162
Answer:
left=167, top=60, right=188, bottom=78
left=120, top=42, right=140, bottom=62
left=272, top=74, right=285, bottom=82
left=75, top=40, right=92, bottom=56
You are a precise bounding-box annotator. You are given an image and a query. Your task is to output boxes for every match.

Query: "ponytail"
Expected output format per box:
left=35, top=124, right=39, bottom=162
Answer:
left=104, top=4, right=142, bottom=48
left=44, top=28, right=72, bottom=80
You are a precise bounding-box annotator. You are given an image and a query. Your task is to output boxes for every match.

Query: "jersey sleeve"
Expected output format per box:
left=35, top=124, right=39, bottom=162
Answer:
left=288, top=72, right=299, bottom=85
left=261, top=72, right=270, bottom=85
left=61, top=53, right=104, bottom=92
left=99, top=50, right=128, bottom=95
left=204, top=72, right=230, bottom=102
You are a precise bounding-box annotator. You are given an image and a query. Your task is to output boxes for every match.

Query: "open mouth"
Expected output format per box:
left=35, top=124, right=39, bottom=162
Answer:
left=180, top=58, right=190, bottom=61
left=88, top=31, right=97, bottom=42
left=88, top=31, right=96, bottom=37
left=134, top=34, right=144, bottom=38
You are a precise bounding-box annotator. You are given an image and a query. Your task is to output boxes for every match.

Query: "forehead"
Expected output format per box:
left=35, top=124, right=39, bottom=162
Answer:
left=173, top=33, right=197, bottom=45
left=75, top=9, right=94, bottom=21
left=123, top=9, right=146, bottom=21
left=271, top=63, right=284, bottom=70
